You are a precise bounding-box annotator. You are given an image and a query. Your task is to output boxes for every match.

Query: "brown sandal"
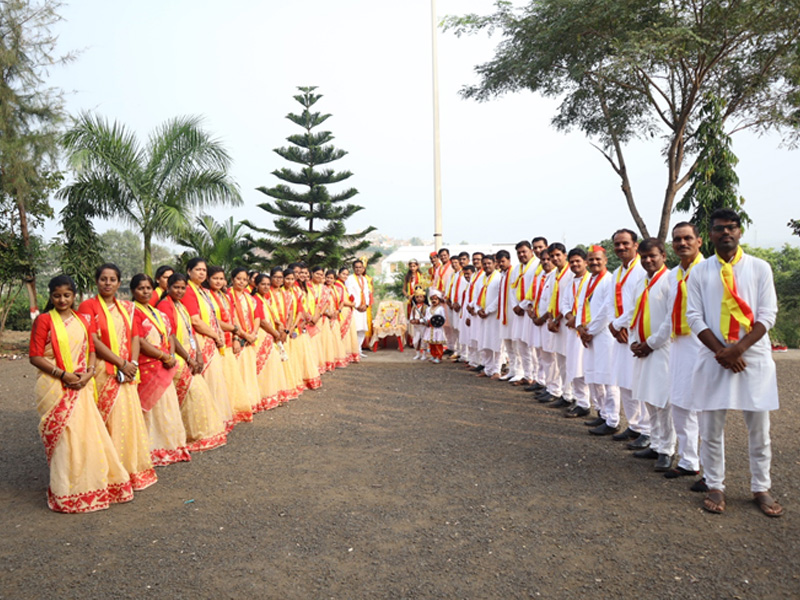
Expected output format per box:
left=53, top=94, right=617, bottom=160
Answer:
left=703, top=489, right=726, bottom=514
left=753, top=492, right=784, bottom=518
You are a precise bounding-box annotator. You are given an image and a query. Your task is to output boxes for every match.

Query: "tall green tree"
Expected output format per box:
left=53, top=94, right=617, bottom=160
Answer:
left=176, top=215, right=255, bottom=274
left=246, top=86, right=374, bottom=269
left=675, top=94, right=751, bottom=257
left=444, top=0, right=800, bottom=242
left=59, top=113, right=242, bottom=276
left=1, top=0, right=70, bottom=323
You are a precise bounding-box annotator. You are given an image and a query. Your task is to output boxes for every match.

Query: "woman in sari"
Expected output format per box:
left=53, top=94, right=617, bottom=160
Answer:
left=228, top=267, right=265, bottom=413
left=149, top=265, right=174, bottom=307
left=336, top=267, right=361, bottom=363
left=158, top=273, right=227, bottom=452
left=256, top=270, right=299, bottom=404
left=29, top=275, right=133, bottom=513
left=131, top=274, right=191, bottom=467
left=267, top=270, right=304, bottom=397
left=182, top=258, right=234, bottom=432
left=285, top=271, right=321, bottom=391
left=309, top=266, right=338, bottom=373
left=78, top=263, right=156, bottom=491
left=205, top=266, right=254, bottom=425
left=326, top=269, right=349, bottom=368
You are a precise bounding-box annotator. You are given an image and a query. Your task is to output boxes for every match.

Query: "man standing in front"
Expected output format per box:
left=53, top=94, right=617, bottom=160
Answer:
left=686, top=208, right=782, bottom=517
left=345, top=260, right=373, bottom=358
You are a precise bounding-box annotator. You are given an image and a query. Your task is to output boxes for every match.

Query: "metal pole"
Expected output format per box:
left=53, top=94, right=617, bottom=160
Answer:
left=431, top=0, right=443, bottom=252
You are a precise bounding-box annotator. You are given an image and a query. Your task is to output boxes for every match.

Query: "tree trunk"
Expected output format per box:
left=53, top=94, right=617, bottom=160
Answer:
left=143, top=230, right=153, bottom=277
left=15, top=195, right=39, bottom=319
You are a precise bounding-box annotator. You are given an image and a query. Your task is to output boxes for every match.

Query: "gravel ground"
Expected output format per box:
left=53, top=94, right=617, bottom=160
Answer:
left=1, top=349, right=799, bottom=599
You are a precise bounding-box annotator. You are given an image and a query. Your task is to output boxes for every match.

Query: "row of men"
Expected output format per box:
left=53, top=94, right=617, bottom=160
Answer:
left=420, top=209, right=782, bottom=517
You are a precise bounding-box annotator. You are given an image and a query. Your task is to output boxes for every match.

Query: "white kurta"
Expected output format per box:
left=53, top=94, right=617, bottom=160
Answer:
left=478, top=270, right=502, bottom=352
left=542, top=267, right=573, bottom=355
left=466, top=271, right=486, bottom=346
left=509, top=260, right=538, bottom=341
left=497, top=269, right=515, bottom=341
left=629, top=270, right=672, bottom=408
left=577, top=271, right=616, bottom=386
left=345, top=274, right=371, bottom=332
left=610, top=260, right=646, bottom=389
left=562, top=272, right=589, bottom=382
left=657, top=265, right=703, bottom=410
left=427, top=305, right=447, bottom=344
left=686, top=253, right=779, bottom=412
left=537, top=271, right=557, bottom=352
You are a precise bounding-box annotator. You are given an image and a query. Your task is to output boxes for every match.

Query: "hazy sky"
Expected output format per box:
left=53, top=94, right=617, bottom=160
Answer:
left=46, top=0, right=799, bottom=250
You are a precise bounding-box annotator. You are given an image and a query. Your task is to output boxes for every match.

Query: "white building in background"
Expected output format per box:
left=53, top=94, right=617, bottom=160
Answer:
left=377, top=244, right=519, bottom=283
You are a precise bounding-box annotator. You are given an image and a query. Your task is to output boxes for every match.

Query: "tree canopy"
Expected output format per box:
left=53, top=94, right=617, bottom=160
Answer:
left=246, top=86, right=375, bottom=269
left=1, top=0, right=71, bottom=325
left=444, top=0, right=800, bottom=241
left=58, top=113, right=241, bottom=275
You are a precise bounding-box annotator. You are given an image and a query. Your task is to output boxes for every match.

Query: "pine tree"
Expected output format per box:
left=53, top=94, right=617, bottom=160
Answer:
left=246, top=86, right=374, bottom=269
left=675, top=94, right=752, bottom=257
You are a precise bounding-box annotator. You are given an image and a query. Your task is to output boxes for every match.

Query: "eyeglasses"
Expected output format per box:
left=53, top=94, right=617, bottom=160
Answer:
left=711, top=224, right=739, bottom=233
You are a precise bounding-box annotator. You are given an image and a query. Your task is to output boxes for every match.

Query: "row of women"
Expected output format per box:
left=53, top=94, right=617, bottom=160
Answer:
left=29, top=259, right=363, bottom=513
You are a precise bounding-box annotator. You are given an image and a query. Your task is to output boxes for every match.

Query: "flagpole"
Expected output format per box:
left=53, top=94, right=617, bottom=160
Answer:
left=431, top=0, right=443, bottom=252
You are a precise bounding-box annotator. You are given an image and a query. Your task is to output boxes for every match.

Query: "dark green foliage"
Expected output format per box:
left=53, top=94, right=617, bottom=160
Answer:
left=743, top=244, right=800, bottom=348
left=675, top=95, right=752, bottom=257
left=246, top=86, right=375, bottom=269
left=1, top=0, right=70, bottom=334
left=59, top=113, right=241, bottom=275
left=176, top=215, right=255, bottom=274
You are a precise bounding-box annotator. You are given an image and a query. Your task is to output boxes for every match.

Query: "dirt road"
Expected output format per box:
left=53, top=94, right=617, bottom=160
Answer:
left=1, top=351, right=798, bottom=599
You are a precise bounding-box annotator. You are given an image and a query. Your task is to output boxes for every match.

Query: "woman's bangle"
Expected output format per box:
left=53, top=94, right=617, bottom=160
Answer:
left=121, top=360, right=127, bottom=370
left=59, top=370, right=66, bottom=381
left=51, top=366, right=58, bottom=376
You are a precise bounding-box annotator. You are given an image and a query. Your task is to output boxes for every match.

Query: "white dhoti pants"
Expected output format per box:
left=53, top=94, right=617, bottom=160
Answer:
left=645, top=402, right=676, bottom=455
left=481, top=349, right=501, bottom=376
left=621, top=386, right=650, bottom=435
left=595, top=384, right=620, bottom=427
left=572, top=376, right=589, bottom=409
left=540, top=351, right=559, bottom=396
left=700, top=410, right=772, bottom=493
left=514, top=339, right=533, bottom=381
left=672, top=405, right=700, bottom=472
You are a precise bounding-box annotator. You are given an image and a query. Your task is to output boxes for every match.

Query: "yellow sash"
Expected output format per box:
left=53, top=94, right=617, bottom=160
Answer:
left=717, top=247, right=754, bottom=342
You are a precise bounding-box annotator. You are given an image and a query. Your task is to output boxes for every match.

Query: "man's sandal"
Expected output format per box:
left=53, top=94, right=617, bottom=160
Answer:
left=703, top=489, right=726, bottom=514
left=753, top=492, right=784, bottom=518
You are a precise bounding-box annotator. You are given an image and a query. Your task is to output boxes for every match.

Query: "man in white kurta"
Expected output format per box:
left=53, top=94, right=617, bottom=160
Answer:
left=607, top=230, right=650, bottom=447
left=443, top=256, right=463, bottom=354
left=508, top=241, right=539, bottom=385
left=495, top=251, right=517, bottom=380
left=686, top=209, right=782, bottom=517
left=524, top=249, right=555, bottom=393
left=578, top=247, right=621, bottom=434
left=535, top=244, right=573, bottom=404
left=662, top=223, right=704, bottom=481
left=455, top=265, right=475, bottom=361
left=465, top=253, right=486, bottom=370
left=476, top=254, right=503, bottom=378
left=345, top=260, right=373, bottom=356
left=561, top=248, right=591, bottom=417
left=627, top=240, right=674, bottom=470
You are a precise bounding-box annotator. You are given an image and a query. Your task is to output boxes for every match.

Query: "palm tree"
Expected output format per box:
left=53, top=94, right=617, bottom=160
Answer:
left=58, top=112, right=241, bottom=275
left=175, top=214, right=256, bottom=274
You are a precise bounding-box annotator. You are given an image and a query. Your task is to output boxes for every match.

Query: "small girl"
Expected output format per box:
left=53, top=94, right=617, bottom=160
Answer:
left=409, top=288, right=429, bottom=360
left=427, top=290, right=447, bottom=363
